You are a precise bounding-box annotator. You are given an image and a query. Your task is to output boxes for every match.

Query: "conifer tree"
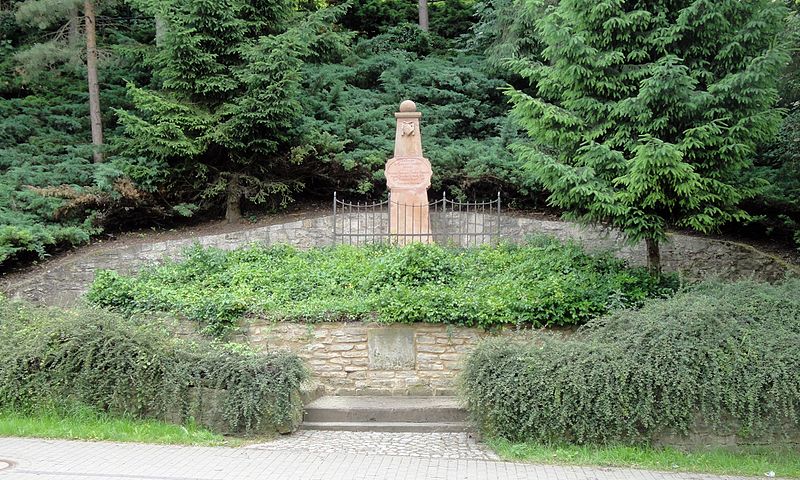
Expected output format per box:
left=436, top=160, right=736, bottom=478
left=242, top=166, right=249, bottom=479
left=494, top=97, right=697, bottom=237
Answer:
left=15, top=0, right=105, bottom=163
left=508, top=0, right=790, bottom=274
left=117, top=0, right=345, bottom=222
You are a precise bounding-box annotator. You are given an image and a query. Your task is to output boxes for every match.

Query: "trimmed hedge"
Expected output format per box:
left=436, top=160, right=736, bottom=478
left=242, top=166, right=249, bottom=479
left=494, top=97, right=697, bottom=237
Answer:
left=461, top=280, right=800, bottom=445
left=0, top=299, right=307, bottom=433
left=86, top=239, right=677, bottom=336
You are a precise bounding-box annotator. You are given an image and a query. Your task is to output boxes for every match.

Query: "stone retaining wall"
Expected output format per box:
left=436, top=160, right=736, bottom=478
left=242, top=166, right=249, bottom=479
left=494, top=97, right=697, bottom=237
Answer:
left=244, top=320, right=800, bottom=448
left=654, top=415, right=800, bottom=450
left=244, top=321, right=507, bottom=396
left=2, top=212, right=797, bottom=306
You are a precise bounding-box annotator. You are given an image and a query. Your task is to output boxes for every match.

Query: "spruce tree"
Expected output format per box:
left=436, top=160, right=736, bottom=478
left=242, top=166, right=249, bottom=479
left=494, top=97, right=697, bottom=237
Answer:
left=507, top=0, right=790, bottom=274
left=116, top=0, right=345, bottom=222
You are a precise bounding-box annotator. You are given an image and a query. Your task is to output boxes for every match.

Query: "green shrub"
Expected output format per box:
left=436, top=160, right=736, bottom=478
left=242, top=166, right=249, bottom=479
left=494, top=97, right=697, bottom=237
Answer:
left=461, top=280, right=800, bottom=445
left=0, top=299, right=307, bottom=433
left=86, top=239, right=677, bottom=335
left=743, top=107, right=800, bottom=249
left=299, top=42, right=534, bottom=203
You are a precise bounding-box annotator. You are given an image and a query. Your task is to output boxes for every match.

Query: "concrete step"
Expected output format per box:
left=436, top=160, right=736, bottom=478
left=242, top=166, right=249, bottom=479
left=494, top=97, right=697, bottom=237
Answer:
left=303, top=396, right=468, bottom=423
left=301, top=396, right=472, bottom=432
left=300, top=421, right=471, bottom=433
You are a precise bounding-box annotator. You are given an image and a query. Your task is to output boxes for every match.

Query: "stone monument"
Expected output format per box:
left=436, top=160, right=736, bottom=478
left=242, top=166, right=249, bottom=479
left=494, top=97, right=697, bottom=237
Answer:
left=385, top=100, right=433, bottom=244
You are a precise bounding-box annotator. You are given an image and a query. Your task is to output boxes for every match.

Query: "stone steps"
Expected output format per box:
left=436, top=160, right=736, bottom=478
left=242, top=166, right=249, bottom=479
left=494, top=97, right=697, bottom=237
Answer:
left=301, top=396, right=472, bottom=433
left=300, top=421, right=471, bottom=433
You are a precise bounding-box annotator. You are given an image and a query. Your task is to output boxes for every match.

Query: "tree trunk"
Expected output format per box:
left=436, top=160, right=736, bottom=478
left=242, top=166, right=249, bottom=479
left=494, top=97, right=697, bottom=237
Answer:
left=84, top=0, right=104, bottom=163
left=418, top=0, right=429, bottom=31
left=155, top=15, right=166, bottom=47
left=225, top=173, right=242, bottom=223
left=645, top=237, right=661, bottom=277
left=68, top=8, right=80, bottom=45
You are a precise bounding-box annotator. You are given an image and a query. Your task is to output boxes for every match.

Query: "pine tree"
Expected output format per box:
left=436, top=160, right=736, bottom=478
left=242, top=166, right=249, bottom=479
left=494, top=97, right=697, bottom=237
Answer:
left=507, top=0, right=790, bottom=274
left=116, top=0, right=346, bottom=222
left=15, top=0, right=105, bottom=162
left=1, top=0, right=154, bottom=265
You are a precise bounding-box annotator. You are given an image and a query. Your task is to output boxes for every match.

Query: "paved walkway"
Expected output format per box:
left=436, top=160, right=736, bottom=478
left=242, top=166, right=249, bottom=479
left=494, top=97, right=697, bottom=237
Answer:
left=249, top=431, right=499, bottom=460
left=0, top=435, right=754, bottom=480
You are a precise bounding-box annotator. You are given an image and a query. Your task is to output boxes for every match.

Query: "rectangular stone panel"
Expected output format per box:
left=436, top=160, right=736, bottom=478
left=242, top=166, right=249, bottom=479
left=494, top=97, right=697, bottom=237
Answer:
left=368, top=326, right=416, bottom=370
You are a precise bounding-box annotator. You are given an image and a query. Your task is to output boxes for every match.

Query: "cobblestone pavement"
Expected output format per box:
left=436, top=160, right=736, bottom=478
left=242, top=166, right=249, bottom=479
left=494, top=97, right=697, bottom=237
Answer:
left=0, top=436, right=755, bottom=480
left=247, top=431, right=500, bottom=460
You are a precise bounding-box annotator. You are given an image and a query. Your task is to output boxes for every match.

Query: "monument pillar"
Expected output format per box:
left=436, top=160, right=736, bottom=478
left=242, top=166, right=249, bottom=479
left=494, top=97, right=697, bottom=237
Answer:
left=385, top=100, right=433, bottom=244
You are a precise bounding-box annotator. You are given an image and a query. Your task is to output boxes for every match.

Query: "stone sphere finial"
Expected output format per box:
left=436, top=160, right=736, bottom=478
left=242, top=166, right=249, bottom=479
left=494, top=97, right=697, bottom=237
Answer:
left=399, top=100, right=417, bottom=112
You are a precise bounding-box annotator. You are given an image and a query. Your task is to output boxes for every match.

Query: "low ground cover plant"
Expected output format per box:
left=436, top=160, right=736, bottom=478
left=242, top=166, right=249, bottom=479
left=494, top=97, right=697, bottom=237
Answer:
left=461, top=280, right=800, bottom=445
left=86, top=238, right=676, bottom=336
left=0, top=299, right=307, bottom=434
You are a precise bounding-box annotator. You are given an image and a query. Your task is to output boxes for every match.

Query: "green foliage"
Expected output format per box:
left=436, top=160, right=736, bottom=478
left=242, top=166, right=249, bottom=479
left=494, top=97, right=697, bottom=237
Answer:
left=745, top=107, right=800, bottom=248
left=5, top=0, right=797, bottom=273
left=0, top=0, right=522, bottom=266
left=300, top=28, right=534, bottom=201
left=507, top=0, right=791, bottom=251
left=115, top=1, right=350, bottom=216
left=461, top=280, right=800, bottom=444
left=335, top=0, right=477, bottom=40
left=0, top=91, right=103, bottom=264
left=14, top=0, right=82, bottom=30
left=469, top=0, right=547, bottom=74
left=0, top=299, right=308, bottom=433
left=0, top=4, right=94, bottom=264
left=86, top=239, right=676, bottom=334
left=0, top=1, right=157, bottom=266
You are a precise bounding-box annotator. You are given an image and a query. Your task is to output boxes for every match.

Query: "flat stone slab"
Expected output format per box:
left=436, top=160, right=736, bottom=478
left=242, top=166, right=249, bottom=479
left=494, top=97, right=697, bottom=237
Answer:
left=300, top=421, right=471, bottom=433
left=305, top=396, right=461, bottom=410
left=368, top=327, right=416, bottom=369
left=303, top=395, right=468, bottom=425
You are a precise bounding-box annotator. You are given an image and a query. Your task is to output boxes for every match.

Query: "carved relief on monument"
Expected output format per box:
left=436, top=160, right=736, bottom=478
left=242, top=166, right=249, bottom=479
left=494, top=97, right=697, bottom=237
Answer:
left=385, top=157, right=431, bottom=191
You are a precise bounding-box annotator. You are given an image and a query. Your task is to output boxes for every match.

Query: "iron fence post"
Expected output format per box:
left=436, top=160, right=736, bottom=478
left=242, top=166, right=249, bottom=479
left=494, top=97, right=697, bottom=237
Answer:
left=497, top=191, right=501, bottom=243
left=387, top=193, right=391, bottom=243
left=333, top=191, right=337, bottom=245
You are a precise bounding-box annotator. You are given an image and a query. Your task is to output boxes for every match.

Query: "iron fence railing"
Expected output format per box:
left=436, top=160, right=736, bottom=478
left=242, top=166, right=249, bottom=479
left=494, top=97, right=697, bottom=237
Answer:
left=333, top=192, right=502, bottom=246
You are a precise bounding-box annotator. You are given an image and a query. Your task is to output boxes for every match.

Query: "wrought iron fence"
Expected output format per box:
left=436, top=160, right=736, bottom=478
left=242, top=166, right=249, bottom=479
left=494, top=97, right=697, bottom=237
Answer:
left=333, top=192, right=502, bottom=246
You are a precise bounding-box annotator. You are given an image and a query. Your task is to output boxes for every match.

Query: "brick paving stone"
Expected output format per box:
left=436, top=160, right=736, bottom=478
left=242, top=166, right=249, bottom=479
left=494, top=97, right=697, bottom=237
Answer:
left=0, top=436, right=758, bottom=480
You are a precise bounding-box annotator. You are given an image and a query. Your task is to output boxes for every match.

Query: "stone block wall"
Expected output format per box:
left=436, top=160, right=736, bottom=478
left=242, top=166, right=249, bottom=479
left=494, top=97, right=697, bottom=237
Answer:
left=653, top=415, right=800, bottom=450
left=244, top=322, right=499, bottom=395
left=3, top=211, right=797, bottom=307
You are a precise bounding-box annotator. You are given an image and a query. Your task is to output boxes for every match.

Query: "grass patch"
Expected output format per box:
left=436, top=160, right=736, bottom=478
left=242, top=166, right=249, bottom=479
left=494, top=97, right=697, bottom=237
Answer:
left=0, top=406, right=229, bottom=446
left=489, top=438, right=800, bottom=478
